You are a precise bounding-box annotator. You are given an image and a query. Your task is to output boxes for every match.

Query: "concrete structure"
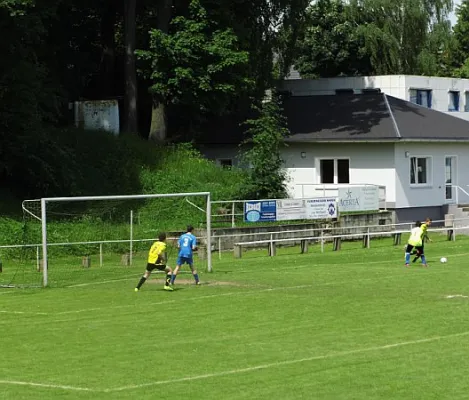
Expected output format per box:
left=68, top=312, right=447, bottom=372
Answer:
left=279, top=75, right=469, bottom=121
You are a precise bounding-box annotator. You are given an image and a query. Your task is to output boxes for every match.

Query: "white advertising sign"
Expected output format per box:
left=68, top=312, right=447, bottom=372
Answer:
left=74, top=100, right=120, bottom=135
left=338, top=186, right=379, bottom=212
left=276, top=199, right=307, bottom=221
left=305, top=198, right=338, bottom=219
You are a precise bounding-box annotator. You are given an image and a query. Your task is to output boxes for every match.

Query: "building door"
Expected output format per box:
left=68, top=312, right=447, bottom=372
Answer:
left=445, top=156, right=457, bottom=203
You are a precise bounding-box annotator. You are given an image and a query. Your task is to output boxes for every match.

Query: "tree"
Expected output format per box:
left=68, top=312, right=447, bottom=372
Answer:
left=294, top=0, right=372, bottom=78
left=240, top=92, right=289, bottom=200
left=350, top=0, right=453, bottom=74
left=451, top=0, right=469, bottom=76
left=124, top=0, right=138, bottom=133
left=137, top=0, right=252, bottom=140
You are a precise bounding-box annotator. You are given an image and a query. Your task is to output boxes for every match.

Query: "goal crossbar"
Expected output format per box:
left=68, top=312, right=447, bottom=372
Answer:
left=39, top=192, right=212, bottom=287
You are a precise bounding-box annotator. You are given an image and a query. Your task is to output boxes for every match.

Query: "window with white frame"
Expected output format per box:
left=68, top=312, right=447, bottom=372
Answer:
left=410, top=157, right=431, bottom=185
left=409, top=89, right=432, bottom=108
left=465, top=91, right=469, bottom=112
left=448, top=91, right=460, bottom=111
left=319, top=159, right=350, bottom=184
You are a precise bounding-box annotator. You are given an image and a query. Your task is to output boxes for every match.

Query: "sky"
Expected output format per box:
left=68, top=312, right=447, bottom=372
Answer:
left=450, top=0, right=461, bottom=26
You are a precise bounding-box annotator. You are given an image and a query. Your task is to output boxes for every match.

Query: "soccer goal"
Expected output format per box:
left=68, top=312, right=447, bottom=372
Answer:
left=5, top=192, right=212, bottom=288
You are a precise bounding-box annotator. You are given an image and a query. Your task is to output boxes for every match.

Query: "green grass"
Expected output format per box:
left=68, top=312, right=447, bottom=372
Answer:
left=1, top=235, right=469, bottom=399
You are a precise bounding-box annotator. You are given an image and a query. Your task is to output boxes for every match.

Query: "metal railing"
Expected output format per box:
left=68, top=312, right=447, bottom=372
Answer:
left=450, top=185, right=469, bottom=205
left=232, top=224, right=469, bottom=256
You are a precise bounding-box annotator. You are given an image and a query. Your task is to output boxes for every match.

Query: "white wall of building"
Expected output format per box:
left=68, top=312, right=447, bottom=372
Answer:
left=394, top=142, right=469, bottom=208
left=280, top=75, right=469, bottom=120
left=282, top=143, right=396, bottom=202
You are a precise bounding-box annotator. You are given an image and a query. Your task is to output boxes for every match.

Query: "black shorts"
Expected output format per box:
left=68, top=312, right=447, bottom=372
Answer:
left=146, top=263, right=166, bottom=272
left=406, top=244, right=424, bottom=255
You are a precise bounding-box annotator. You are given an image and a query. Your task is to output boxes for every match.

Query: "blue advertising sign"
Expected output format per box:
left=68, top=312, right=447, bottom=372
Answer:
left=244, top=201, right=277, bottom=222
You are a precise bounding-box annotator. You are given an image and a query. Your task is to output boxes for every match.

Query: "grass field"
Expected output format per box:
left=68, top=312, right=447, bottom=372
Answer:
left=2, top=235, right=469, bottom=399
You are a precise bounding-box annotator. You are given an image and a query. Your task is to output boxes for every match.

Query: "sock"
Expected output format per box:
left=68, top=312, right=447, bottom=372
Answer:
left=136, top=276, right=146, bottom=289
left=421, top=255, right=427, bottom=265
left=405, top=253, right=410, bottom=264
left=165, top=273, right=171, bottom=286
left=171, top=274, right=177, bottom=284
left=193, top=273, right=199, bottom=283
left=412, top=253, right=419, bottom=262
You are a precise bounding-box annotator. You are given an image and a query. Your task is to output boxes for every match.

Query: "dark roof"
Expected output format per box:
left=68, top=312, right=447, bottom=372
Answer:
left=387, top=95, right=469, bottom=140
left=283, top=93, right=469, bottom=142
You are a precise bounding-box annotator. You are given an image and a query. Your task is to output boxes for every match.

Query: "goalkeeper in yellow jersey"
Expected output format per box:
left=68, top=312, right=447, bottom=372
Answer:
left=135, top=233, right=173, bottom=292
left=405, top=221, right=427, bottom=267
left=412, top=217, right=432, bottom=263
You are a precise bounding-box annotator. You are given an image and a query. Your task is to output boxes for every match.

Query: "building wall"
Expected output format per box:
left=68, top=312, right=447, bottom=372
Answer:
left=282, top=143, right=396, bottom=202
left=280, top=75, right=469, bottom=119
left=403, top=75, right=469, bottom=111
left=279, top=75, right=407, bottom=97
left=394, top=142, right=469, bottom=208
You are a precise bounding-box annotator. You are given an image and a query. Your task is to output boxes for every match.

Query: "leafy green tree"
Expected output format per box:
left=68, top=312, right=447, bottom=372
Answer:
left=137, top=0, right=252, bottom=141
left=350, top=0, right=453, bottom=74
left=450, top=0, right=469, bottom=77
left=240, top=93, right=289, bottom=200
left=294, top=0, right=372, bottom=78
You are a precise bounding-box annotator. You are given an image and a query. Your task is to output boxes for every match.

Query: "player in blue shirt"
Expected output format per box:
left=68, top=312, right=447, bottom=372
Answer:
left=171, top=225, right=200, bottom=285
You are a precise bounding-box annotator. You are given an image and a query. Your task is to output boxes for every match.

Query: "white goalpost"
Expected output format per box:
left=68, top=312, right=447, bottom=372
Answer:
left=25, top=192, right=212, bottom=287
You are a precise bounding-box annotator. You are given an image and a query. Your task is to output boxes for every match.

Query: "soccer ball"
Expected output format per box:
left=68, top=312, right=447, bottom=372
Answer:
left=440, top=257, right=448, bottom=263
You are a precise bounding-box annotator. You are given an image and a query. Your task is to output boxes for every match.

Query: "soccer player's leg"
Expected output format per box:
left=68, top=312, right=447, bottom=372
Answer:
left=135, top=264, right=155, bottom=291
left=171, top=257, right=182, bottom=285
left=156, top=264, right=174, bottom=291
left=405, top=244, right=413, bottom=266
left=412, top=243, right=424, bottom=263
left=189, top=259, right=200, bottom=285
left=417, top=246, right=427, bottom=267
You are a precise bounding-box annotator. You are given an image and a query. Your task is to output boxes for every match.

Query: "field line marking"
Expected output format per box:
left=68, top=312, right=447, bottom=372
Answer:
left=68, top=277, right=138, bottom=288
left=60, top=251, right=469, bottom=287
left=233, top=251, right=469, bottom=274
left=0, top=310, right=48, bottom=315
left=0, top=268, right=451, bottom=317
left=0, top=379, right=95, bottom=392
left=107, top=330, right=469, bottom=392
left=2, top=330, right=469, bottom=393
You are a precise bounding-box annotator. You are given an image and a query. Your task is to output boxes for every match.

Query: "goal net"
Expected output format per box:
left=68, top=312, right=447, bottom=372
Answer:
left=0, top=192, right=212, bottom=288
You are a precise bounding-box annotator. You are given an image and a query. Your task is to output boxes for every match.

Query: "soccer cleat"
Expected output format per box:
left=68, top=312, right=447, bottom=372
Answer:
left=405, top=263, right=410, bottom=267
left=164, top=285, right=174, bottom=291
left=134, top=288, right=139, bottom=292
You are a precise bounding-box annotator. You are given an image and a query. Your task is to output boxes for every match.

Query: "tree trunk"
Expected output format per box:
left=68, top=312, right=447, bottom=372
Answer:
left=148, top=0, right=173, bottom=141
left=149, top=99, right=167, bottom=142
left=100, top=5, right=116, bottom=97
left=124, top=0, right=138, bottom=133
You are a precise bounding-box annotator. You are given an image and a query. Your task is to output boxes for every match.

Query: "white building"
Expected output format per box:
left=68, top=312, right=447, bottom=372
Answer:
left=200, top=92, right=469, bottom=222
left=279, top=75, right=469, bottom=121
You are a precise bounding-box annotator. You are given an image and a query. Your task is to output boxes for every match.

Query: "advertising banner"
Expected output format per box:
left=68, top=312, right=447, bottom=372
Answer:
left=338, top=186, right=379, bottom=212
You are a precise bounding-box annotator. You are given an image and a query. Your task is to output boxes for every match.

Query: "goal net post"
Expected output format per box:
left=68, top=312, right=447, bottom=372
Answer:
left=15, top=192, right=212, bottom=288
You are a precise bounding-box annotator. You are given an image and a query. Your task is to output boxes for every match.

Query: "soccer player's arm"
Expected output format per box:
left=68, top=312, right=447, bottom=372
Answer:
left=423, top=225, right=432, bottom=242
left=192, top=236, right=198, bottom=251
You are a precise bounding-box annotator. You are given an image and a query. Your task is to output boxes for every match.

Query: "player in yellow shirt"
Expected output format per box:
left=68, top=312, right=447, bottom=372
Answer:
left=135, top=233, right=173, bottom=291
left=405, top=221, right=427, bottom=267
left=412, top=217, right=432, bottom=263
